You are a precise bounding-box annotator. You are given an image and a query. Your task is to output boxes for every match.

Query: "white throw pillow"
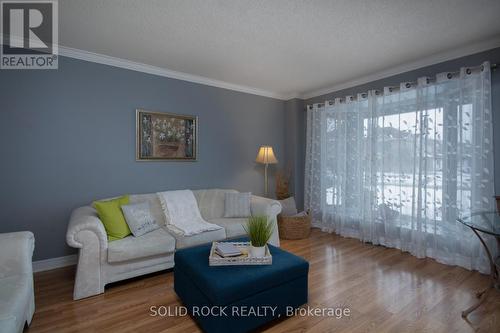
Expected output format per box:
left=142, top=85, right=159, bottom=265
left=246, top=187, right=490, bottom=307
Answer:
left=279, top=197, right=298, bottom=216
left=224, top=192, right=252, bottom=218
left=121, top=202, right=160, bottom=237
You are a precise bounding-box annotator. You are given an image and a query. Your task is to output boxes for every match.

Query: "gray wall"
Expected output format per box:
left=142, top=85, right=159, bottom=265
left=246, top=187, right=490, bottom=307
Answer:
left=284, top=98, right=306, bottom=210
left=0, top=56, right=285, bottom=260
left=2, top=47, right=500, bottom=261
left=290, top=47, right=500, bottom=208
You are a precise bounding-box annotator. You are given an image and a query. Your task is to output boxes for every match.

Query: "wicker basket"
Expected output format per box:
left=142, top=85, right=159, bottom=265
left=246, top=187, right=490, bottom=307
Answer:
left=277, top=211, right=311, bottom=240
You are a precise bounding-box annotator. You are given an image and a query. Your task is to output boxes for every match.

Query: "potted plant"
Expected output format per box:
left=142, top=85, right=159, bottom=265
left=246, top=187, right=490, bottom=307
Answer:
left=244, top=216, right=274, bottom=257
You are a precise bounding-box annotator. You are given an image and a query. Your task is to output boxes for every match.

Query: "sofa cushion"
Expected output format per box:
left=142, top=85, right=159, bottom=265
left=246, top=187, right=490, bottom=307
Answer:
left=279, top=197, right=298, bottom=216
left=130, top=193, right=167, bottom=226
left=107, top=228, right=176, bottom=263
left=121, top=202, right=160, bottom=237
left=193, top=189, right=238, bottom=220
left=209, top=218, right=248, bottom=238
left=173, top=227, right=226, bottom=249
left=0, top=274, right=32, bottom=333
left=93, top=196, right=131, bottom=241
left=223, top=192, right=251, bottom=218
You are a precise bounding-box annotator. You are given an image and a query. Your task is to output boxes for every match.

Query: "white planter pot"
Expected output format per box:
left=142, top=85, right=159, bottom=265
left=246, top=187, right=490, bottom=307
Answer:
left=249, top=245, right=266, bottom=258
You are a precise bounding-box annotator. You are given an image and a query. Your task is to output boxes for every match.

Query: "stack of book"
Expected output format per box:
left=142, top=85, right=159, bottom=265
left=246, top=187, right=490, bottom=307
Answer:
left=215, top=243, right=242, bottom=257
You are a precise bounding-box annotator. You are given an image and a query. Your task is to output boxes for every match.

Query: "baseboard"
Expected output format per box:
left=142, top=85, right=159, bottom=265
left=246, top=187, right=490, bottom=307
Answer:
left=33, top=254, right=77, bottom=273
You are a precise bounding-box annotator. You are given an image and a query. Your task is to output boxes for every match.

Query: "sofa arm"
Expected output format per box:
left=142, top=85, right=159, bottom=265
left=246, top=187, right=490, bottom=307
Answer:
left=251, top=195, right=282, bottom=247
left=66, top=206, right=108, bottom=251
left=0, top=231, right=34, bottom=278
left=251, top=195, right=282, bottom=217
left=67, top=206, right=108, bottom=300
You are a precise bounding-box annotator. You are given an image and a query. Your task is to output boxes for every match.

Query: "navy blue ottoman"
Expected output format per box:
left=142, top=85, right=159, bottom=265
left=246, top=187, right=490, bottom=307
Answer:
left=174, top=242, right=309, bottom=333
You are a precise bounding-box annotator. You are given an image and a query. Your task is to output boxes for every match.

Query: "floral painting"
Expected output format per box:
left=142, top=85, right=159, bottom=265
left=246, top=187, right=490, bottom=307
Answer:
left=136, top=109, right=197, bottom=160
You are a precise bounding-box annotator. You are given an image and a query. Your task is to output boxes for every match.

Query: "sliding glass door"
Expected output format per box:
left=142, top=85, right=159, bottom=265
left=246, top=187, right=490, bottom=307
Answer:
left=305, top=63, right=495, bottom=273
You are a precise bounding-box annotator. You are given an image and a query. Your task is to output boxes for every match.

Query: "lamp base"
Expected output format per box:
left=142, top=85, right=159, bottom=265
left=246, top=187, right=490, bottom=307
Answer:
left=264, top=163, right=269, bottom=197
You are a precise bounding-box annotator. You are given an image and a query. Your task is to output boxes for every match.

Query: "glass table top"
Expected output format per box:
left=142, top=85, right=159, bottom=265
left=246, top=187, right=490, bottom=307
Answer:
left=457, top=211, right=500, bottom=237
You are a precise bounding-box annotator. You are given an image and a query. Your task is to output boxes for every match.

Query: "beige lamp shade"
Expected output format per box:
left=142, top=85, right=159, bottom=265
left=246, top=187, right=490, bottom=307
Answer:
left=255, top=146, right=278, bottom=164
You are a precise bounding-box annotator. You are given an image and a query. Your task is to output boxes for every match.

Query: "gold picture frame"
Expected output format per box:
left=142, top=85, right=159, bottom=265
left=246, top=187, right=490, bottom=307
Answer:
left=136, top=109, right=198, bottom=161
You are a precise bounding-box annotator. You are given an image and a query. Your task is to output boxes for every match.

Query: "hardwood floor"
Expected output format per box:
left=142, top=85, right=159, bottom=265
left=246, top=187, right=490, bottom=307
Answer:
left=27, top=229, right=500, bottom=333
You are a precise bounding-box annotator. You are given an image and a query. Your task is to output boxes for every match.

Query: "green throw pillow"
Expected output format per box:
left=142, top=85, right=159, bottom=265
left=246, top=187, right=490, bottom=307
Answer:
left=93, top=195, right=131, bottom=241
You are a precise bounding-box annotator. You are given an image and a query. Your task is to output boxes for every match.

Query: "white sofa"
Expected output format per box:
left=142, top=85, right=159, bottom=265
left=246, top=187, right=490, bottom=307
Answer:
left=66, top=189, right=281, bottom=300
left=0, top=232, right=35, bottom=333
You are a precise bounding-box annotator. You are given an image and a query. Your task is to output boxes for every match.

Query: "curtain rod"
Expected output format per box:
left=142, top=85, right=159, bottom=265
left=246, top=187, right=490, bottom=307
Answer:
left=306, top=63, right=497, bottom=109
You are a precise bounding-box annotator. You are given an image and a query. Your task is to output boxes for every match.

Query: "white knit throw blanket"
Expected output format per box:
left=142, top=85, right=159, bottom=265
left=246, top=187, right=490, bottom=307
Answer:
left=157, top=190, right=222, bottom=236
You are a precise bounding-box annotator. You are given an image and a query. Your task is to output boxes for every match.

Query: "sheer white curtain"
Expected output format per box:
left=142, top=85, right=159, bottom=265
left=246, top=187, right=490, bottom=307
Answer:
left=305, top=62, right=494, bottom=273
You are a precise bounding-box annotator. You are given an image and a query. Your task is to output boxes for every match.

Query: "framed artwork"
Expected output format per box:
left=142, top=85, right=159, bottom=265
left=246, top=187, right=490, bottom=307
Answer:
left=136, top=109, right=198, bottom=161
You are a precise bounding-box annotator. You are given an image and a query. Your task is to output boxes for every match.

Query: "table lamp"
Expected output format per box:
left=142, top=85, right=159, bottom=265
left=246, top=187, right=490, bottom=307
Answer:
left=255, top=146, right=278, bottom=197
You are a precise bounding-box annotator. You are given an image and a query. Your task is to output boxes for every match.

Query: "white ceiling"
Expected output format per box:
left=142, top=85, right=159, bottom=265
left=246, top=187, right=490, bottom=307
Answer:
left=59, top=0, right=500, bottom=99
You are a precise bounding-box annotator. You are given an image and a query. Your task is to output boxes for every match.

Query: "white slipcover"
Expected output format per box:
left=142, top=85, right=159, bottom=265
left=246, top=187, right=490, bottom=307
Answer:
left=66, top=189, right=281, bottom=300
left=0, top=232, right=35, bottom=333
left=208, top=218, right=248, bottom=238
left=107, top=228, right=175, bottom=263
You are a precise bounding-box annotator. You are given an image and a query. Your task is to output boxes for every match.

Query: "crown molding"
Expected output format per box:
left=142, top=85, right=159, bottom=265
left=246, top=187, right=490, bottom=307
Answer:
left=58, top=45, right=289, bottom=100
left=281, top=92, right=302, bottom=101
left=301, top=36, right=500, bottom=100
left=3, top=34, right=297, bottom=100
left=4, top=35, right=500, bottom=101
